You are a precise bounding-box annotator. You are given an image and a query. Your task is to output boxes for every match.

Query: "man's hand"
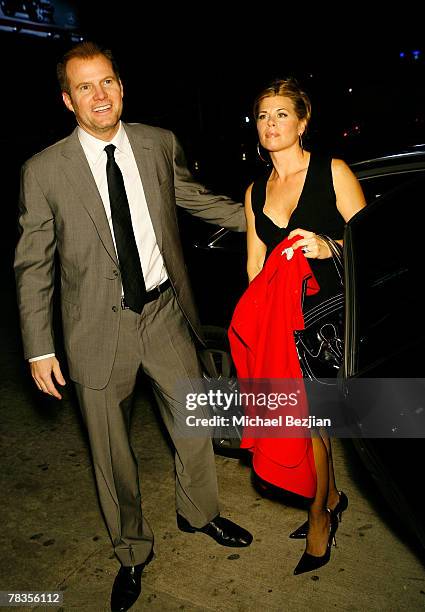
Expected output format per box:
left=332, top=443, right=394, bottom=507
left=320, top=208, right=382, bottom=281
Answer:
left=30, top=356, right=66, bottom=400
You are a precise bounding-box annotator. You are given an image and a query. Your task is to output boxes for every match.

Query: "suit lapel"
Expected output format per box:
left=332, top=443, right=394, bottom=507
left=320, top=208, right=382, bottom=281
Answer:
left=60, top=124, right=164, bottom=262
left=123, top=123, right=163, bottom=252
left=60, top=129, right=118, bottom=264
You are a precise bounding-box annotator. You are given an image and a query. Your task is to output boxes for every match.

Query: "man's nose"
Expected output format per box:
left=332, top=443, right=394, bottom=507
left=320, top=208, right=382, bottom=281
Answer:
left=93, top=85, right=107, bottom=100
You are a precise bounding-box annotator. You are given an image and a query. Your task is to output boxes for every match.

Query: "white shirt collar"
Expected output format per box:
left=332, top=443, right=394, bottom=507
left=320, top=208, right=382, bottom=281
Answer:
left=77, top=122, right=129, bottom=164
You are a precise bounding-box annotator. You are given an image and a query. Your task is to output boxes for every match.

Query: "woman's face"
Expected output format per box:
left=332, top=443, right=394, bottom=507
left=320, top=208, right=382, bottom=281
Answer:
left=256, top=95, right=305, bottom=152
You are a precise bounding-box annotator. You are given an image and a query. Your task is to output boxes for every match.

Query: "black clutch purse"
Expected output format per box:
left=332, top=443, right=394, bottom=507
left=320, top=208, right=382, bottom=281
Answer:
left=293, top=235, right=344, bottom=384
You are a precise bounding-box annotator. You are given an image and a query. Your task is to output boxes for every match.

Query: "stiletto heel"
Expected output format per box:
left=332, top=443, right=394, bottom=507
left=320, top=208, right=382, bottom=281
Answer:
left=289, top=490, right=348, bottom=539
left=293, top=510, right=338, bottom=575
left=333, top=491, right=348, bottom=523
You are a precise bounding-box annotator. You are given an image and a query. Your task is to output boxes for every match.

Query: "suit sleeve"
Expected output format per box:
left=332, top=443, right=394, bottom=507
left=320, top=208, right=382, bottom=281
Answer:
left=172, top=133, right=247, bottom=232
left=14, top=162, right=57, bottom=360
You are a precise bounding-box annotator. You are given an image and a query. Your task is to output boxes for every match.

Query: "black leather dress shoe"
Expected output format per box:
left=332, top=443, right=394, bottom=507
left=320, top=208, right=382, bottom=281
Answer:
left=177, top=513, right=253, bottom=547
left=110, top=549, right=154, bottom=612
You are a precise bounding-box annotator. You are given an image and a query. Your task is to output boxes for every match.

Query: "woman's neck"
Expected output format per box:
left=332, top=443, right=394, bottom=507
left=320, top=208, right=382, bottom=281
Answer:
left=269, top=147, right=309, bottom=181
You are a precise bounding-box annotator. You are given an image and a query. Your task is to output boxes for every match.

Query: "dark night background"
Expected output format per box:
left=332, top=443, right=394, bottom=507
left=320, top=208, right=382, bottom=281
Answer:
left=1, top=4, right=424, bottom=276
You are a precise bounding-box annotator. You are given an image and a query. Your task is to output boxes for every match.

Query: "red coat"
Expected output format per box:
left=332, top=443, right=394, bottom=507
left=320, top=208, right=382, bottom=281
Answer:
left=228, top=236, right=319, bottom=497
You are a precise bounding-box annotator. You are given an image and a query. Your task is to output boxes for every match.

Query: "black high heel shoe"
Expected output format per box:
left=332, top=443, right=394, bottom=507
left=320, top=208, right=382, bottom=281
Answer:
left=293, top=510, right=338, bottom=576
left=332, top=490, right=349, bottom=522
left=289, top=519, right=309, bottom=540
left=289, top=491, right=348, bottom=539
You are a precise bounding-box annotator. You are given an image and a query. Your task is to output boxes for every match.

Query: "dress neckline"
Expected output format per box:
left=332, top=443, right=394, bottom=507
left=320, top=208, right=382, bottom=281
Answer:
left=262, top=153, right=313, bottom=230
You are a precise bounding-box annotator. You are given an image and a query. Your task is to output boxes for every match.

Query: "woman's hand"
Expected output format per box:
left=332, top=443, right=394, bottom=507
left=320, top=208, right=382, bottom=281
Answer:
left=288, top=228, right=332, bottom=259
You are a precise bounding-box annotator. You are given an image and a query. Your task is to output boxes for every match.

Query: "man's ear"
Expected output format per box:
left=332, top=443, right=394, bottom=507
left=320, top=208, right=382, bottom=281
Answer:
left=119, top=79, right=124, bottom=99
left=62, top=91, right=75, bottom=114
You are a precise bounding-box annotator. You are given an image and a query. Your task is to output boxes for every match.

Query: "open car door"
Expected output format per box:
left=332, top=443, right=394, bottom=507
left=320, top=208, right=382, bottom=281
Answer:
left=342, top=175, right=425, bottom=553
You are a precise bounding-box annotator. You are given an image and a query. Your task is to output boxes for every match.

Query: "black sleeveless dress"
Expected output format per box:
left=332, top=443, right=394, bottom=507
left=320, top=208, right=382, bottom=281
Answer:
left=251, top=152, right=345, bottom=308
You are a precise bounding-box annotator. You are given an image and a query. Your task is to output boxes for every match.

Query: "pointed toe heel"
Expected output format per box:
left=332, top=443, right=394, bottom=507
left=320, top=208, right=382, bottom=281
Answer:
left=293, top=547, right=331, bottom=575
left=290, top=491, right=348, bottom=541
left=289, top=519, right=309, bottom=539
left=293, top=511, right=338, bottom=576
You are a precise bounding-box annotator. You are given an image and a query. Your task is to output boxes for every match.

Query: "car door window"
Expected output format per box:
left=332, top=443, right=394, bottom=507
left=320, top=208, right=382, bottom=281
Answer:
left=359, top=170, right=425, bottom=203
left=344, top=175, right=425, bottom=377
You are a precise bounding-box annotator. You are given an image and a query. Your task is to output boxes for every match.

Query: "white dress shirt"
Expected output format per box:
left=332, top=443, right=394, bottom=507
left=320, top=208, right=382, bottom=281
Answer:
left=30, top=122, right=167, bottom=362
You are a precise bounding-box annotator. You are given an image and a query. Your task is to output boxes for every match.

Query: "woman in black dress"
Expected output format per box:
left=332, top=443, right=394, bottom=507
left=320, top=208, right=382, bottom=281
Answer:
left=244, top=78, right=366, bottom=574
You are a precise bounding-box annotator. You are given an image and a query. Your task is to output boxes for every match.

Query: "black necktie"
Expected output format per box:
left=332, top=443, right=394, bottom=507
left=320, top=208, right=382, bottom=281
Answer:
left=104, top=144, right=146, bottom=313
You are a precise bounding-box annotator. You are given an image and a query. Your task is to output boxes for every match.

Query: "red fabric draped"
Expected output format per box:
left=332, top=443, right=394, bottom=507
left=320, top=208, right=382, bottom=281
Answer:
left=228, top=236, right=320, bottom=497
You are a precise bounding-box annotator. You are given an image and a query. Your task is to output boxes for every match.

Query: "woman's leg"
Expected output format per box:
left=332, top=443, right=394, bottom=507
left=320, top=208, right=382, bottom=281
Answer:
left=289, top=428, right=346, bottom=541
left=306, top=434, right=332, bottom=555
left=319, top=427, right=340, bottom=511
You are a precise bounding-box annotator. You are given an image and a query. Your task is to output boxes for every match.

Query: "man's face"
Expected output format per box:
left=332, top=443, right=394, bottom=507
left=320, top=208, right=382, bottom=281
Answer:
left=62, top=54, right=124, bottom=141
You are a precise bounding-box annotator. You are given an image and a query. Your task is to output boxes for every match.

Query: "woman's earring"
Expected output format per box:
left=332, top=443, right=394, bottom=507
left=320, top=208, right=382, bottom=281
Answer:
left=298, top=133, right=304, bottom=152
left=256, top=142, right=270, bottom=164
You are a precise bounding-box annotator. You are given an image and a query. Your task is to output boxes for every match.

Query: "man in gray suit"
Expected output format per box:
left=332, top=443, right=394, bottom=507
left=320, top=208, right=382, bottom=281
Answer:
left=14, top=42, right=251, bottom=612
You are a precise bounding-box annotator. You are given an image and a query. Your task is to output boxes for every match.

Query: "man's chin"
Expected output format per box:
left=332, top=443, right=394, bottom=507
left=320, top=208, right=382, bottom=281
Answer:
left=96, top=123, right=119, bottom=132
left=82, top=118, right=121, bottom=138
left=94, top=117, right=120, bottom=131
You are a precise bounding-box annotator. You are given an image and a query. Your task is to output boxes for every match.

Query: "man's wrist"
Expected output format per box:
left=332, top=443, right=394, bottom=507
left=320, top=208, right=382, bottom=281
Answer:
left=29, top=353, right=55, bottom=363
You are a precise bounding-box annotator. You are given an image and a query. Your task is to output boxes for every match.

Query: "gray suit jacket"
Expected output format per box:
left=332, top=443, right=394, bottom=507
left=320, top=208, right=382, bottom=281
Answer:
left=14, top=122, right=246, bottom=389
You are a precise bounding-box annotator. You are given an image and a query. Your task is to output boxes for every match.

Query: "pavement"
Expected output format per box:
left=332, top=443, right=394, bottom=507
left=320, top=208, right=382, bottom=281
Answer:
left=1, top=241, right=425, bottom=612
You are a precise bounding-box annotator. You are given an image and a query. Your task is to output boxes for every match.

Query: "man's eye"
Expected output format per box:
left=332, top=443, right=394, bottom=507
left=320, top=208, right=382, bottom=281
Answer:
left=80, top=84, right=90, bottom=91
left=104, top=79, right=113, bottom=85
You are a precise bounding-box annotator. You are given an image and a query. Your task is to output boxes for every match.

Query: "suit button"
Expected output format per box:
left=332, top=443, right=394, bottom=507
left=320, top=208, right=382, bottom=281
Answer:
left=112, top=306, right=118, bottom=312
left=113, top=270, right=119, bottom=277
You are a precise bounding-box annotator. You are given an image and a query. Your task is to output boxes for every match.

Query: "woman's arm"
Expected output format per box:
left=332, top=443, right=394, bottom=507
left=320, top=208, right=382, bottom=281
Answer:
left=332, top=158, right=366, bottom=222
left=245, top=183, right=267, bottom=283
left=289, top=159, right=367, bottom=258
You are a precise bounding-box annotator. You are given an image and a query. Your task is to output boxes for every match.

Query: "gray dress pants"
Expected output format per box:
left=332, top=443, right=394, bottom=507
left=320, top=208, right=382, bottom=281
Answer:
left=75, top=287, right=219, bottom=566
